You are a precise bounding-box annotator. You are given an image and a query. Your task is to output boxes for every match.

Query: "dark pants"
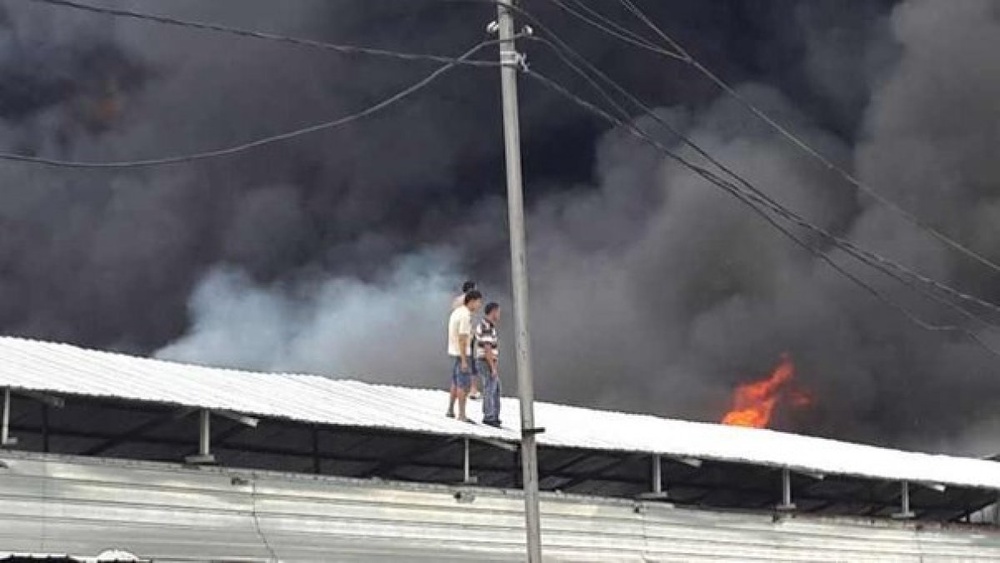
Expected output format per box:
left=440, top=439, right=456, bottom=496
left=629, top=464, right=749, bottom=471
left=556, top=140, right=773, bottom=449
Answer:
left=477, top=359, right=501, bottom=423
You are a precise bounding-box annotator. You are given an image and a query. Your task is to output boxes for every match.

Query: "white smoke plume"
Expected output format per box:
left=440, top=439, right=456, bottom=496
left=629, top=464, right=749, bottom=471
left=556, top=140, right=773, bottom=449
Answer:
left=159, top=251, right=459, bottom=385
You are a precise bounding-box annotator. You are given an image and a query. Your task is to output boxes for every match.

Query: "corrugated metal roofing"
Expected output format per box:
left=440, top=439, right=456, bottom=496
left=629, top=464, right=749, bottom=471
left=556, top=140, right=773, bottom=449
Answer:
left=3, top=452, right=1000, bottom=562
left=0, top=336, right=998, bottom=491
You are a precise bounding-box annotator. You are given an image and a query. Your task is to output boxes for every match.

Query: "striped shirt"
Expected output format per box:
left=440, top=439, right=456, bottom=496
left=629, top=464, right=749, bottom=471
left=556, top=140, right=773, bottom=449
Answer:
left=474, top=318, right=498, bottom=360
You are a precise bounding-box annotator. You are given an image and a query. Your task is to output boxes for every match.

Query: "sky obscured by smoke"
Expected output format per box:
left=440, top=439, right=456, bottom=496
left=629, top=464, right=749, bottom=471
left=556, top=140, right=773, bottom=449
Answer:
left=4, top=0, right=1000, bottom=453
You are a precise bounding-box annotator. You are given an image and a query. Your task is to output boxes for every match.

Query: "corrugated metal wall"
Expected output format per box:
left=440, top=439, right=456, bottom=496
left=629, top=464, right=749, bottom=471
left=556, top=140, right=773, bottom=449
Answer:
left=1, top=452, right=999, bottom=562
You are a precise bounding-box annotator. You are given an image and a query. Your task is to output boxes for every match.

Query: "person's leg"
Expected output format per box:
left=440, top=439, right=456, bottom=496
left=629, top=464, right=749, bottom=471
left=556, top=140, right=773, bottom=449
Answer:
left=487, top=375, right=501, bottom=423
left=478, top=360, right=495, bottom=423
left=454, top=359, right=470, bottom=421
left=495, top=375, right=502, bottom=422
left=447, top=358, right=458, bottom=417
left=469, top=365, right=480, bottom=400
left=456, top=376, right=469, bottom=420
left=478, top=369, right=487, bottom=402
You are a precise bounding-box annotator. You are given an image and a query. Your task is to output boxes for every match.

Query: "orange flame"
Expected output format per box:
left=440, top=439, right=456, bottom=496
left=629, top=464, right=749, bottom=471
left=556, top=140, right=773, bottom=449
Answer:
left=722, top=354, right=802, bottom=428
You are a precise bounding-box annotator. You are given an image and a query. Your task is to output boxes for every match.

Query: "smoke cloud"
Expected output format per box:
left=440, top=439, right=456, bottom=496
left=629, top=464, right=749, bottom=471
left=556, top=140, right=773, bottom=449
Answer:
left=159, top=250, right=460, bottom=383
left=4, top=0, right=1000, bottom=453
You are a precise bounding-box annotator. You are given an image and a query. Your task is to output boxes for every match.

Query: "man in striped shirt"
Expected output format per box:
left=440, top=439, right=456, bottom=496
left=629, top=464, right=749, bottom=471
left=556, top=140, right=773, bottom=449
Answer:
left=474, top=302, right=501, bottom=427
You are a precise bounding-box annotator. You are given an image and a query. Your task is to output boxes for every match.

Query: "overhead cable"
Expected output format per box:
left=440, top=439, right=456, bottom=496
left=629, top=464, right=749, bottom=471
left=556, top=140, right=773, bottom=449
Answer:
left=525, top=68, right=1000, bottom=357
left=548, top=0, right=1000, bottom=277
left=522, top=28, right=1000, bottom=328
left=0, top=38, right=504, bottom=168
left=543, top=0, right=684, bottom=60
left=25, top=0, right=503, bottom=67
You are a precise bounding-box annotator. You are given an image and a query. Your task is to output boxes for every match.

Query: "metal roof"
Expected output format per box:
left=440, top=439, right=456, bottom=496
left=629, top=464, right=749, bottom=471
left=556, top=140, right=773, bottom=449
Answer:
left=0, top=336, right=998, bottom=492
left=3, top=451, right=1000, bottom=562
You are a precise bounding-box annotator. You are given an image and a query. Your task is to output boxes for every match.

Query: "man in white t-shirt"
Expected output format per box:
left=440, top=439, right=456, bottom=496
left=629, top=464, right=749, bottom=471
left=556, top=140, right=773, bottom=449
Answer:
left=446, top=289, right=483, bottom=422
left=451, top=280, right=482, bottom=400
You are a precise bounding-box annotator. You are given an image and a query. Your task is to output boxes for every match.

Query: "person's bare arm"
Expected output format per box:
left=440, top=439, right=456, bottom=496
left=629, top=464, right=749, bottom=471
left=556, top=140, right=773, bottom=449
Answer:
left=486, top=346, right=498, bottom=375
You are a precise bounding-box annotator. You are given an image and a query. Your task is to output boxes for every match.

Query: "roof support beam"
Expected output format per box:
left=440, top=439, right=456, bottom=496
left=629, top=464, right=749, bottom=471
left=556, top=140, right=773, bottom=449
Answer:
left=3, top=407, right=987, bottom=521
left=916, top=482, right=946, bottom=493
left=777, top=468, right=796, bottom=511
left=182, top=410, right=258, bottom=465
left=637, top=454, right=670, bottom=501
left=0, top=387, right=64, bottom=449
left=463, top=438, right=477, bottom=485
left=214, top=409, right=259, bottom=428
left=19, top=422, right=504, bottom=475
left=471, top=436, right=518, bottom=452
left=892, top=481, right=916, bottom=520
left=1, top=388, right=15, bottom=448
left=792, top=469, right=824, bottom=481
left=671, top=456, right=702, bottom=468
left=653, top=454, right=663, bottom=494
left=184, top=409, right=216, bottom=465
left=185, top=419, right=251, bottom=460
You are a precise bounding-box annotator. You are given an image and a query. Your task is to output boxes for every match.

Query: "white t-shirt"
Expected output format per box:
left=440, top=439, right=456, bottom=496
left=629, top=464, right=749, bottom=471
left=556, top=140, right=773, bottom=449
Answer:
left=448, top=305, right=473, bottom=357
left=452, top=294, right=465, bottom=310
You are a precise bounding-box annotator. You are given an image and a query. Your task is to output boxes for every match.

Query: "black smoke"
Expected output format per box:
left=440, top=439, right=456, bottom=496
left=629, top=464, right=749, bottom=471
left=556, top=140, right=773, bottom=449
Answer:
left=6, top=0, right=1000, bottom=453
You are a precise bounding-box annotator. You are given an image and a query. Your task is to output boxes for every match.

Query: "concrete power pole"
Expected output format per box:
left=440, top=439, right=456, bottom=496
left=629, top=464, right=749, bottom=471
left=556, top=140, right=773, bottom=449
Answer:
left=494, top=0, right=543, bottom=560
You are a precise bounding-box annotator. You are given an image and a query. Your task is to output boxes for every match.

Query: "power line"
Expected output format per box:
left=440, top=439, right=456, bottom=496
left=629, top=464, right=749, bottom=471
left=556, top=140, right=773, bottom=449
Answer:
left=610, top=0, right=1000, bottom=278
left=0, top=38, right=503, bottom=168
left=528, top=33, right=1000, bottom=332
left=614, top=0, right=692, bottom=62
left=559, top=0, right=659, bottom=47
left=514, top=11, right=1000, bottom=333
left=545, top=0, right=1000, bottom=278
left=532, top=32, right=989, bottom=324
left=20, top=0, right=1000, bottom=350
left=525, top=68, right=1000, bottom=357
left=543, top=0, right=685, bottom=61
left=529, top=55, right=1000, bottom=326
left=528, top=65, right=1000, bottom=354
left=24, top=0, right=502, bottom=68
left=532, top=0, right=1000, bottom=342
left=34, top=0, right=997, bottom=290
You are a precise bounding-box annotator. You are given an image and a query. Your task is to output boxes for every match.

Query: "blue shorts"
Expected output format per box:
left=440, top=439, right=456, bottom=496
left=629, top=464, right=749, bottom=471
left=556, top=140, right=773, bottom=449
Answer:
left=451, top=357, right=471, bottom=391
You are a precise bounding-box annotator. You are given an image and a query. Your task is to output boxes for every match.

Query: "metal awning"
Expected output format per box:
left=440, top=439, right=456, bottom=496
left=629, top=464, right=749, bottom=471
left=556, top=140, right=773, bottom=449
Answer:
left=0, top=336, right=998, bottom=521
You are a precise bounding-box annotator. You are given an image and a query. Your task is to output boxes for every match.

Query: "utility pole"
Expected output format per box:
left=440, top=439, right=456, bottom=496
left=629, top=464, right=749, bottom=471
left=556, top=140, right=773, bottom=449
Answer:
left=493, top=0, right=543, bottom=560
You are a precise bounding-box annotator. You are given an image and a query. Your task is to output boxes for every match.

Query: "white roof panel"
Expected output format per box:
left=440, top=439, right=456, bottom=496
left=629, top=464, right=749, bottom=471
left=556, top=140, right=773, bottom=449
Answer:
left=4, top=452, right=1000, bottom=561
left=0, top=336, right=998, bottom=490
